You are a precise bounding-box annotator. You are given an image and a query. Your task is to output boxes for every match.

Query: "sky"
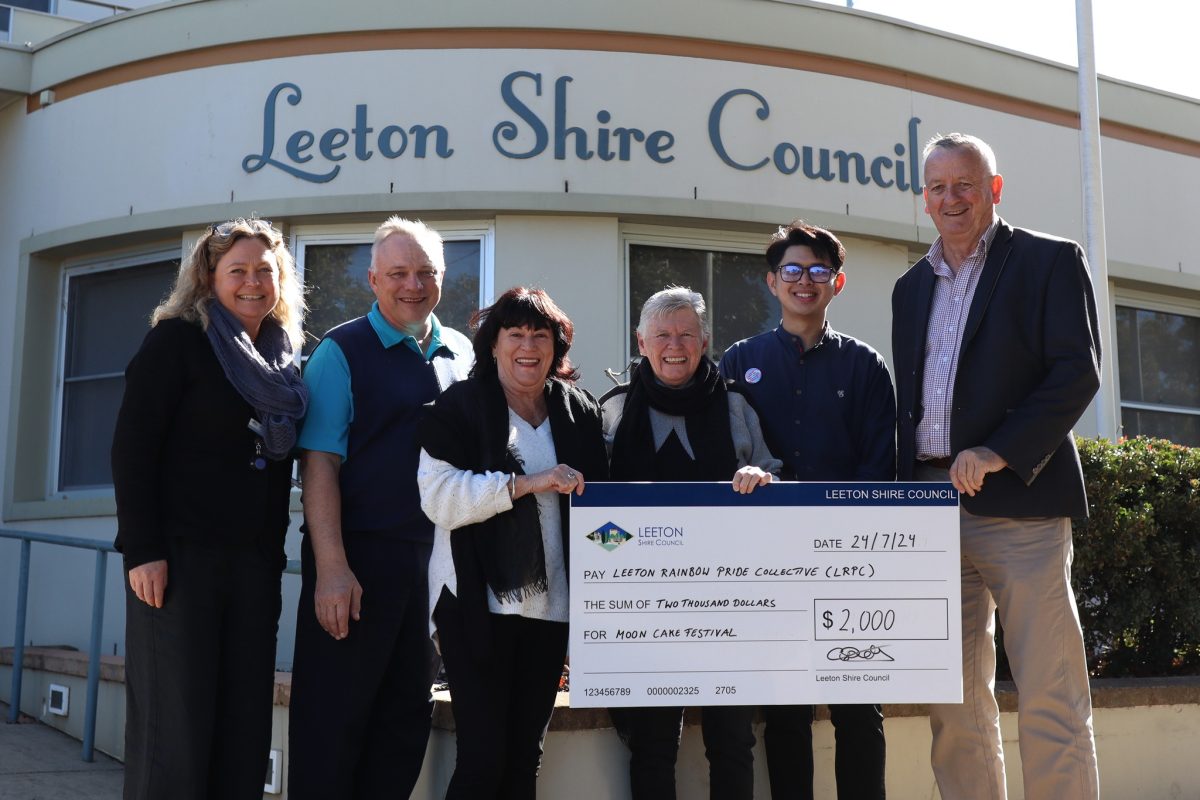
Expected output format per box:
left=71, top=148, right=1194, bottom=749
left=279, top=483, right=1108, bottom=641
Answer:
left=812, top=0, right=1199, bottom=100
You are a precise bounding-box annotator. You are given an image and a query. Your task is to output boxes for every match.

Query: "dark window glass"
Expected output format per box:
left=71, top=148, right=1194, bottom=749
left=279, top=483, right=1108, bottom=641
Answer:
left=1121, top=408, right=1200, bottom=447
left=1, top=8, right=11, bottom=35
left=300, top=244, right=374, bottom=356
left=438, top=240, right=483, bottom=338
left=60, top=259, right=177, bottom=490
left=301, top=239, right=482, bottom=357
left=628, top=244, right=774, bottom=359
left=6, top=0, right=52, bottom=12
left=1115, top=305, right=1200, bottom=446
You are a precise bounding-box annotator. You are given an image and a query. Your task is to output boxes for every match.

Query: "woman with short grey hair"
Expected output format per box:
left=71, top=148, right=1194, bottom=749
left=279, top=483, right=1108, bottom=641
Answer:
left=602, top=285, right=781, bottom=800
left=636, top=285, right=711, bottom=339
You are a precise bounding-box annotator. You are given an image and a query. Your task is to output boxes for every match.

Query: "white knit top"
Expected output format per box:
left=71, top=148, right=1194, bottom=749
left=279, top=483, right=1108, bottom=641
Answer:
left=419, top=409, right=568, bottom=642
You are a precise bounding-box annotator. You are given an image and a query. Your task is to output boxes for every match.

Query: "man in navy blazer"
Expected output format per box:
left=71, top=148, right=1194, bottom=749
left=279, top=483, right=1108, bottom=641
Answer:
left=892, top=133, right=1101, bottom=799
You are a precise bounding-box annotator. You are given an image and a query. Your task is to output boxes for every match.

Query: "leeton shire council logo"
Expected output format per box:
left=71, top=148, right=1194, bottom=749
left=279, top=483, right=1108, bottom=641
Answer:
left=586, top=522, right=633, bottom=552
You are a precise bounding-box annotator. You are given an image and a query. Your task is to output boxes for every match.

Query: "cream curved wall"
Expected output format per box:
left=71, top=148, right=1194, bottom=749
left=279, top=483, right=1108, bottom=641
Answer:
left=1, top=0, right=1197, bottom=668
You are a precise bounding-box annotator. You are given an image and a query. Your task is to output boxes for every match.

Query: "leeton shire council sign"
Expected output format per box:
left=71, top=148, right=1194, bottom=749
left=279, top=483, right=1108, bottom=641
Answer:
left=242, top=72, right=925, bottom=193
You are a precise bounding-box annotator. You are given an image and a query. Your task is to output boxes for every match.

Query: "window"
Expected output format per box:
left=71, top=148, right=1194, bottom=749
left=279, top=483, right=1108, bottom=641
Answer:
left=5, top=0, right=52, bottom=12
left=296, top=224, right=491, bottom=357
left=57, top=255, right=178, bottom=491
left=625, top=231, right=774, bottom=362
left=1115, top=303, right=1200, bottom=446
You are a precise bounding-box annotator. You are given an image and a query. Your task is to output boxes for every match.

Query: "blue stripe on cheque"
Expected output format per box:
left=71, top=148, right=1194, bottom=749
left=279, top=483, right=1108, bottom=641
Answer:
left=572, top=482, right=958, bottom=507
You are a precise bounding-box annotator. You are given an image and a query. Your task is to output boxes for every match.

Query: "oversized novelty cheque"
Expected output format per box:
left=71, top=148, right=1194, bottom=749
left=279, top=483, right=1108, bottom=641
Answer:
left=569, top=481, right=962, bottom=707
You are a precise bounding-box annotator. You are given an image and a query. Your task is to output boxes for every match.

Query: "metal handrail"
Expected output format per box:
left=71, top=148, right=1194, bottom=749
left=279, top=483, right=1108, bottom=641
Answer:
left=1, top=527, right=116, bottom=762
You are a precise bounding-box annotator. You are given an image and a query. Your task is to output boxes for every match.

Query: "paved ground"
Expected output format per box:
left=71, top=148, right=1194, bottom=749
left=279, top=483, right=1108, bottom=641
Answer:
left=0, top=702, right=122, bottom=800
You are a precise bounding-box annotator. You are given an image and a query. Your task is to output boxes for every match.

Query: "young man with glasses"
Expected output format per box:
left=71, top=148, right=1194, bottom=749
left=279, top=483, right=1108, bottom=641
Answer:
left=720, top=219, right=896, bottom=799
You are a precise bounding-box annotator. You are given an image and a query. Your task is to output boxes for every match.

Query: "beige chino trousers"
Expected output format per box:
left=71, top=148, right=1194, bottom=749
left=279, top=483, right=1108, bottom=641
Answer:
left=917, top=463, right=1100, bottom=800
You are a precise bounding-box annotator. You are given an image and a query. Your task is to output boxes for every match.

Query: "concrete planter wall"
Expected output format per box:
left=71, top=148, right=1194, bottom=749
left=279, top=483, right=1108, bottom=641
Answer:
left=4, top=648, right=1199, bottom=799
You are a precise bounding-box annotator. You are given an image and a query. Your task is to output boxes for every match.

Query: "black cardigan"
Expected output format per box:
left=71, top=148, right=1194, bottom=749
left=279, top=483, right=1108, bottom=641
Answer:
left=418, top=374, right=609, bottom=661
left=111, top=317, right=294, bottom=568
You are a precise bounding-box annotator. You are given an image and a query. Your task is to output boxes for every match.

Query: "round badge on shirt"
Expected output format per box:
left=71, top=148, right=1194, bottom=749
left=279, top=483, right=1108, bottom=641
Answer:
left=744, top=367, right=762, bottom=384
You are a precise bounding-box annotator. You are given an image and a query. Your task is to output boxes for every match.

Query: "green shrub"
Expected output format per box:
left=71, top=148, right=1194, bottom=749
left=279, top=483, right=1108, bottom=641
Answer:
left=1072, top=436, right=1200, bottom=677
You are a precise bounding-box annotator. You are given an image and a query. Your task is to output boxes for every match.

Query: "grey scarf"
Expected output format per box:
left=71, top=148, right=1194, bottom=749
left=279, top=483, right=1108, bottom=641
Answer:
left=205, top=300, right=308, bottom=459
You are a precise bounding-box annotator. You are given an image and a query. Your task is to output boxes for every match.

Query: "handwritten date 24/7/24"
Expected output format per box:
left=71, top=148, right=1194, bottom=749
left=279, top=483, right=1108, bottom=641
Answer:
left=812, top=532, right=918, bottom=551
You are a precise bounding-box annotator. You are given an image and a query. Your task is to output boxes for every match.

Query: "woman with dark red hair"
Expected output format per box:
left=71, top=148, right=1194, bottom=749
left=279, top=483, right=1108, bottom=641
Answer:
left=417, top=286, right=608, bottom=799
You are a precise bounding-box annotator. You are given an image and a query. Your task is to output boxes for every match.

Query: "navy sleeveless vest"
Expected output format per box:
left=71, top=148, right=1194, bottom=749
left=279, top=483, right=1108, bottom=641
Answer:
left=324, top=316, right=471, bottom=538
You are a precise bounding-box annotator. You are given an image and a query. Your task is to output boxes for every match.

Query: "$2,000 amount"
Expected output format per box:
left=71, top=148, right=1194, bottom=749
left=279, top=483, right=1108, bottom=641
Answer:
left=813, top=598, right=949, bottom=640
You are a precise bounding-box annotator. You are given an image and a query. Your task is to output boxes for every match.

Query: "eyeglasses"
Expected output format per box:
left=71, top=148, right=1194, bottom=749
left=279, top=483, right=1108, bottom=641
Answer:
left=208, top=219, right=275, bottom=238
left=776, top=263, right=837, bottom=284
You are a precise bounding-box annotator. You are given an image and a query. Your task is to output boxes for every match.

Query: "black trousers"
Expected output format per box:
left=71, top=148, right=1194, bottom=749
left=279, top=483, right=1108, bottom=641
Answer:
left=123, top=538, right=282, bottom=800
left=609, top=704, right=757, bottom=800
left=288, top=535, right=436, bottom=800
left=763, top=704, right=886, bottom=799
left=434, top=589, right=569, bottom=800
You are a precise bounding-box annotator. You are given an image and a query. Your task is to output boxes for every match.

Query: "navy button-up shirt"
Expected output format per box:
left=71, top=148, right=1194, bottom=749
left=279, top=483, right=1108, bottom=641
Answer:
left=720, top=325, right=896, bottom=481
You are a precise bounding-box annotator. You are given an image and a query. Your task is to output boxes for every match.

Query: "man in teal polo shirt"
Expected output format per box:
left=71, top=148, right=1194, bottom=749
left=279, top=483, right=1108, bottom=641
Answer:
left=288, top=217, right=472, bottom=799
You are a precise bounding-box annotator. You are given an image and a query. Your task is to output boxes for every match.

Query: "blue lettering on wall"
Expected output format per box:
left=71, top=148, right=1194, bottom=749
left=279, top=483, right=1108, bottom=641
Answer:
left=410, top=125, right=453, bottom=158
left=871, top=155, right=895, bottom=188
left=493, top=71, right=550, bottom=158
left=804, top=147, right=834, bottom=182
left=241, top=77, right=920, bottom=193
left=706, top=87, right=923, bottom=193
left=285, top=130, right=314, bottom=166
left=834, top=150, right=869, bottom=185
left=773, top=142, right=800, bottom=175
left=353, top=104, right=373, bottom=161
left=709, top=89, right=771, bottom=171
left=906, top=116, right=922, bottom=194
left=555, top=76, right=594, bottom=160
left=379, top=125, right=408, bottom=158
left=242, top=82, right=453, bottom=183
left=494, top=71, right=674, bottom=163
left=319, top=128, right=349, bottom=162
left=243, top=83, right=338, bottom=182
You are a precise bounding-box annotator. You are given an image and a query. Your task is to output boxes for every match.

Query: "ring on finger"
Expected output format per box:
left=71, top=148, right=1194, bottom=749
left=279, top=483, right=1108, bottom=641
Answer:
left=566, top=470, right=577, bottom=480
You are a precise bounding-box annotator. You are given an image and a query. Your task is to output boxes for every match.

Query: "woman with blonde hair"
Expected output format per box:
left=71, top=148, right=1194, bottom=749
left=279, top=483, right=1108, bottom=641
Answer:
left=112, top=218, right=308, bottom=799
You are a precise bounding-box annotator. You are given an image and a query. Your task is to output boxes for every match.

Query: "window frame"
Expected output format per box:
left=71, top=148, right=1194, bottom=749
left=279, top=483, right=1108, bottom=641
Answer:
left=50, top=248, right=179, bottom=498
left=620, top=224, right=770, bottom=366
left=1112, top=288, right=1200, bottom=440
left=291, top=220, right=495, bottom=360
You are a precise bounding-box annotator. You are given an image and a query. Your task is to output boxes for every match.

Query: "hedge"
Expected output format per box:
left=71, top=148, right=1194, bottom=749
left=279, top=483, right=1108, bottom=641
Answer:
left=1070, top=436, right=1200, bottom=677
left=392, top=436, right=1195, bottom=678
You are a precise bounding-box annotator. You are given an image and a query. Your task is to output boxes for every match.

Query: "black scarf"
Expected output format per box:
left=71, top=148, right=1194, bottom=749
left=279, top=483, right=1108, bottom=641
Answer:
left=419, top=374, right=609, bottom=610
left=608, top=356, right=737, bottom=482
